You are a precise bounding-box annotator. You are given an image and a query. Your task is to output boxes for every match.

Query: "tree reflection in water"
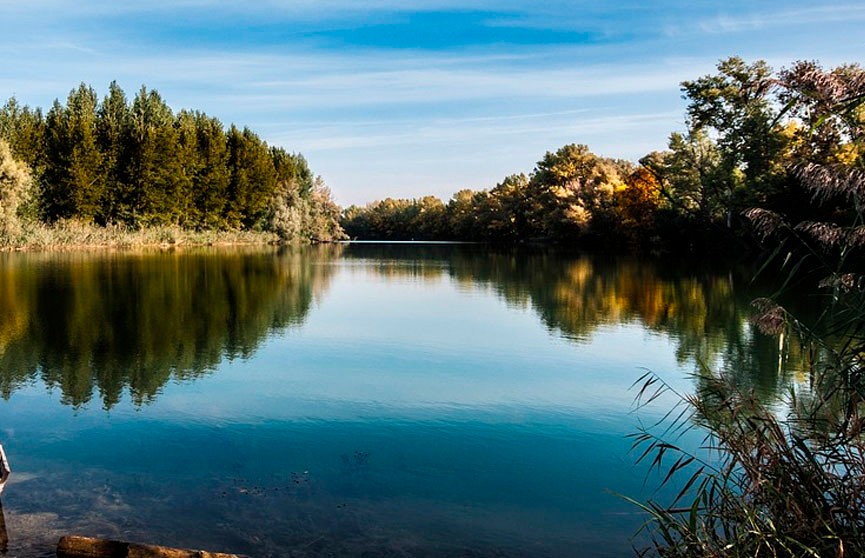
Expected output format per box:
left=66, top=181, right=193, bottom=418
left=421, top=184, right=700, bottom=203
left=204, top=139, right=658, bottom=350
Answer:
left=0, top=245, right=342, bottom=409
left=344, top=243, right=818, bottom=400
left=0, top=243, right=816, bottom=409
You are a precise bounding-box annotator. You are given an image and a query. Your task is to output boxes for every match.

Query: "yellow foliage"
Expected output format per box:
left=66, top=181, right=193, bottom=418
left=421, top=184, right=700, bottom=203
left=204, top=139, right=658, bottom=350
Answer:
left=829, top=143, right=862, bottom=166
left=0, top=139, right=33, bottom=242
left=616, top=167, right=661, bottom=232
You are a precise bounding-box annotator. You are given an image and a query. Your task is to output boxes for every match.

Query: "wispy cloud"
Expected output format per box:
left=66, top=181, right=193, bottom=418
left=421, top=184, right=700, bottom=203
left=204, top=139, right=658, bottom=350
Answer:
left=2, top=43, right=700, bottom=110
left=682, top=4, right=865, bottom=35
left=280, top=110, right=680, bottom=152
left=219, top=63, right=694, bottom=108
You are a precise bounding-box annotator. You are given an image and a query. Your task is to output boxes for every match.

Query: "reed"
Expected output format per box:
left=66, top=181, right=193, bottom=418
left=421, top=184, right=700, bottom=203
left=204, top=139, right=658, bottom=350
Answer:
left=628, top=355, right=865, bottom=557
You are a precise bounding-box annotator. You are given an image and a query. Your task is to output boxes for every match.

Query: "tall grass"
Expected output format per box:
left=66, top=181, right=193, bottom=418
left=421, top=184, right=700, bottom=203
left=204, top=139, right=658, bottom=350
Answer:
left=628, top=357, right=865, bottom=557
left=3, top=219, right=280, bottom=251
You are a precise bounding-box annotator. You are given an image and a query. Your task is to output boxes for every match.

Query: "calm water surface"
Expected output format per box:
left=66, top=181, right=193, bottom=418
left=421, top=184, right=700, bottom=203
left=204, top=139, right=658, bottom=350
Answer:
left=0, top=244, right=796, bottom=557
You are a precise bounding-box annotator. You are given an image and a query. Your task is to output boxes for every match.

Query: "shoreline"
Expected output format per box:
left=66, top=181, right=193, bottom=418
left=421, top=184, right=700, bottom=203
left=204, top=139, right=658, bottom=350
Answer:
left=0, top=222, right=284, bottom=253
left=0, top=239, right=280, bottom=253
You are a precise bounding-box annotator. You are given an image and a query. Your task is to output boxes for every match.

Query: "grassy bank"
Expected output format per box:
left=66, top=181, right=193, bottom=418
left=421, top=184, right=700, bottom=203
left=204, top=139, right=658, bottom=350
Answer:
left=0, top=219, right=280, bottom=251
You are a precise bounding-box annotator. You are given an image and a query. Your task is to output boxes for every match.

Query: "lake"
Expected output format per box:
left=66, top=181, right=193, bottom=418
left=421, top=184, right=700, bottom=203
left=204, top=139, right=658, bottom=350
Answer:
left=0, top=243, right=798, bottom=557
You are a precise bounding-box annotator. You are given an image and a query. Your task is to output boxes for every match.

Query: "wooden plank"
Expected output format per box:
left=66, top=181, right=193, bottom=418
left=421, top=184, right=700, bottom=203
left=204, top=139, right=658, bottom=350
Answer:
left=57, top=536, right=246, bottom=558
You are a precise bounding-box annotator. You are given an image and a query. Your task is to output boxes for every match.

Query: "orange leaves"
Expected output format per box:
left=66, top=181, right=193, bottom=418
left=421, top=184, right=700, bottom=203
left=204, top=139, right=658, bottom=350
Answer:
left=616, top=166, right=661, bottom=231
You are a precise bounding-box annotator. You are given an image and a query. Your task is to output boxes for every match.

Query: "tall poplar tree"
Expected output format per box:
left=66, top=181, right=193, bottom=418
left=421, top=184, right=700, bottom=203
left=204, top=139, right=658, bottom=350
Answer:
left=96, top=81, right=132, bottom=224
left=226, top=126, right=276, bottom=230
left=191, top=113, right=230, bottom=229
left=42, top=85, right=104, bottom=222
left=128, top=86, right=182, bottom=226
left=173, top=110, right=199, bottom=226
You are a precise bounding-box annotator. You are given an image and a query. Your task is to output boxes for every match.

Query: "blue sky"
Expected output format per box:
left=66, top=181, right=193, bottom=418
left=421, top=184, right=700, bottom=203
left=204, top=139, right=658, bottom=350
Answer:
left=2, top=1, right=864, bottom=205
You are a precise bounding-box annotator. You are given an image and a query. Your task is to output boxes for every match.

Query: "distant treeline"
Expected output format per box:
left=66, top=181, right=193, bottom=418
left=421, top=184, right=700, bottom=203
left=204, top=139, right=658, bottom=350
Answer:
left=341, top=58, right=863, bottom=254
left=0, top=82, right=343, bottom=242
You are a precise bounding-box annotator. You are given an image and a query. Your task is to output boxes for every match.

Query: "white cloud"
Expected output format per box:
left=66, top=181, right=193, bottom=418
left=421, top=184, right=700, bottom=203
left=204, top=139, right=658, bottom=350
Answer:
left=2, top=42, right=700, bottom=111
left=690, top=4, right=865, bottom=35
left=274, top=109, right=679, bottom=153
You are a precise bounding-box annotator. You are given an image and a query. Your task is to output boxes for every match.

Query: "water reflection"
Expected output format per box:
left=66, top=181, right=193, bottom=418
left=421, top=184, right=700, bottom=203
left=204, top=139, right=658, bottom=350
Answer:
left=0, top=243, right=812, bottom=410
left=342, top=244, right=810, bottom=399
left=0, top=244, right=822, bottom=557
left=0, top=246, right=341, bottom=409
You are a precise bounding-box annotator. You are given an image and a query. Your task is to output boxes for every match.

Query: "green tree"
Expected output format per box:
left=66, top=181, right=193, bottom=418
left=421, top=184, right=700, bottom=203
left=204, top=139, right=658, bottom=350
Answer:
left=173, top=110, right=199, bottom=226
left=226, top=126, right=277, bottom=230
left=341, top=204, right=370, bottom=239
left=409, top=195, right=447, bottom=240
left=682, top=57, right=791, bottom=224
left=127, top=86, right=183, bottom=226
left=272, top=147, right=314, bottom=197
left=658, top=130, right=724, bottom=221
left=0, top=97, right=46, bottom=176
left=42, top=84, right=105, bottom=222
left=489, top=173, right=530, bottom=240
left=96, top=81, right=132, bottom=224
left=191, top=113, right=230, bottom=229
left=447, top=189, right=479, bottom=239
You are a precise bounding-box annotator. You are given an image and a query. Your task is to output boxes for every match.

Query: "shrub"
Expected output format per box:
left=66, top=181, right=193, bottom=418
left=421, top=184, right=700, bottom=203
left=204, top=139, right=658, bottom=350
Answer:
left=0, top=139, right=34, bottom=244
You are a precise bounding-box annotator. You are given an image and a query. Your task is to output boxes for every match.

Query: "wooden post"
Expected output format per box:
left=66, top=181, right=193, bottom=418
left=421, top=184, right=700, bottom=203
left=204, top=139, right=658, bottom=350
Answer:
left=0, top=499, right=8, bottom=554
left=57, top=535, right=246, bottom=558
left=0, top=443, right=11, bottom=495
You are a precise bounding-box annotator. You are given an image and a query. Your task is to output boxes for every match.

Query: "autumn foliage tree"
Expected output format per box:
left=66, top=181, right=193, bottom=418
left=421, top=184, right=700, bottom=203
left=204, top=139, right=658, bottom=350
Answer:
left=0, top=140, right=34, bottom=243
left=526, top=143, right=625, bottom=240
left=615, top=166, right=661, bottom=241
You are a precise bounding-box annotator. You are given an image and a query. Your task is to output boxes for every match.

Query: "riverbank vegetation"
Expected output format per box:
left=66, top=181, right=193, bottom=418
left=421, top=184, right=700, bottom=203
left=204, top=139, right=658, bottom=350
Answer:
left=628, top=60, right=865, bottom=556
left=0, top=83, right=344, bottom=249
left=342, top=58, right=863, bottom=259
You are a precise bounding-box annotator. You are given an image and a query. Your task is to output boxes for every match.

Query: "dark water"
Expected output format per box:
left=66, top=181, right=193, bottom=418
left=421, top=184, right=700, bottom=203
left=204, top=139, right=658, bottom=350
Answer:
left=0, top=244, right=800, bottom=557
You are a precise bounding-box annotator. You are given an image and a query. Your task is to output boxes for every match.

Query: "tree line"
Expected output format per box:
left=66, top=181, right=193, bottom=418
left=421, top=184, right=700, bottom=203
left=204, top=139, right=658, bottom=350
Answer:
left=341, top=58, right=864, bottom=255
left=0, top=82, right=344, bottom=242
